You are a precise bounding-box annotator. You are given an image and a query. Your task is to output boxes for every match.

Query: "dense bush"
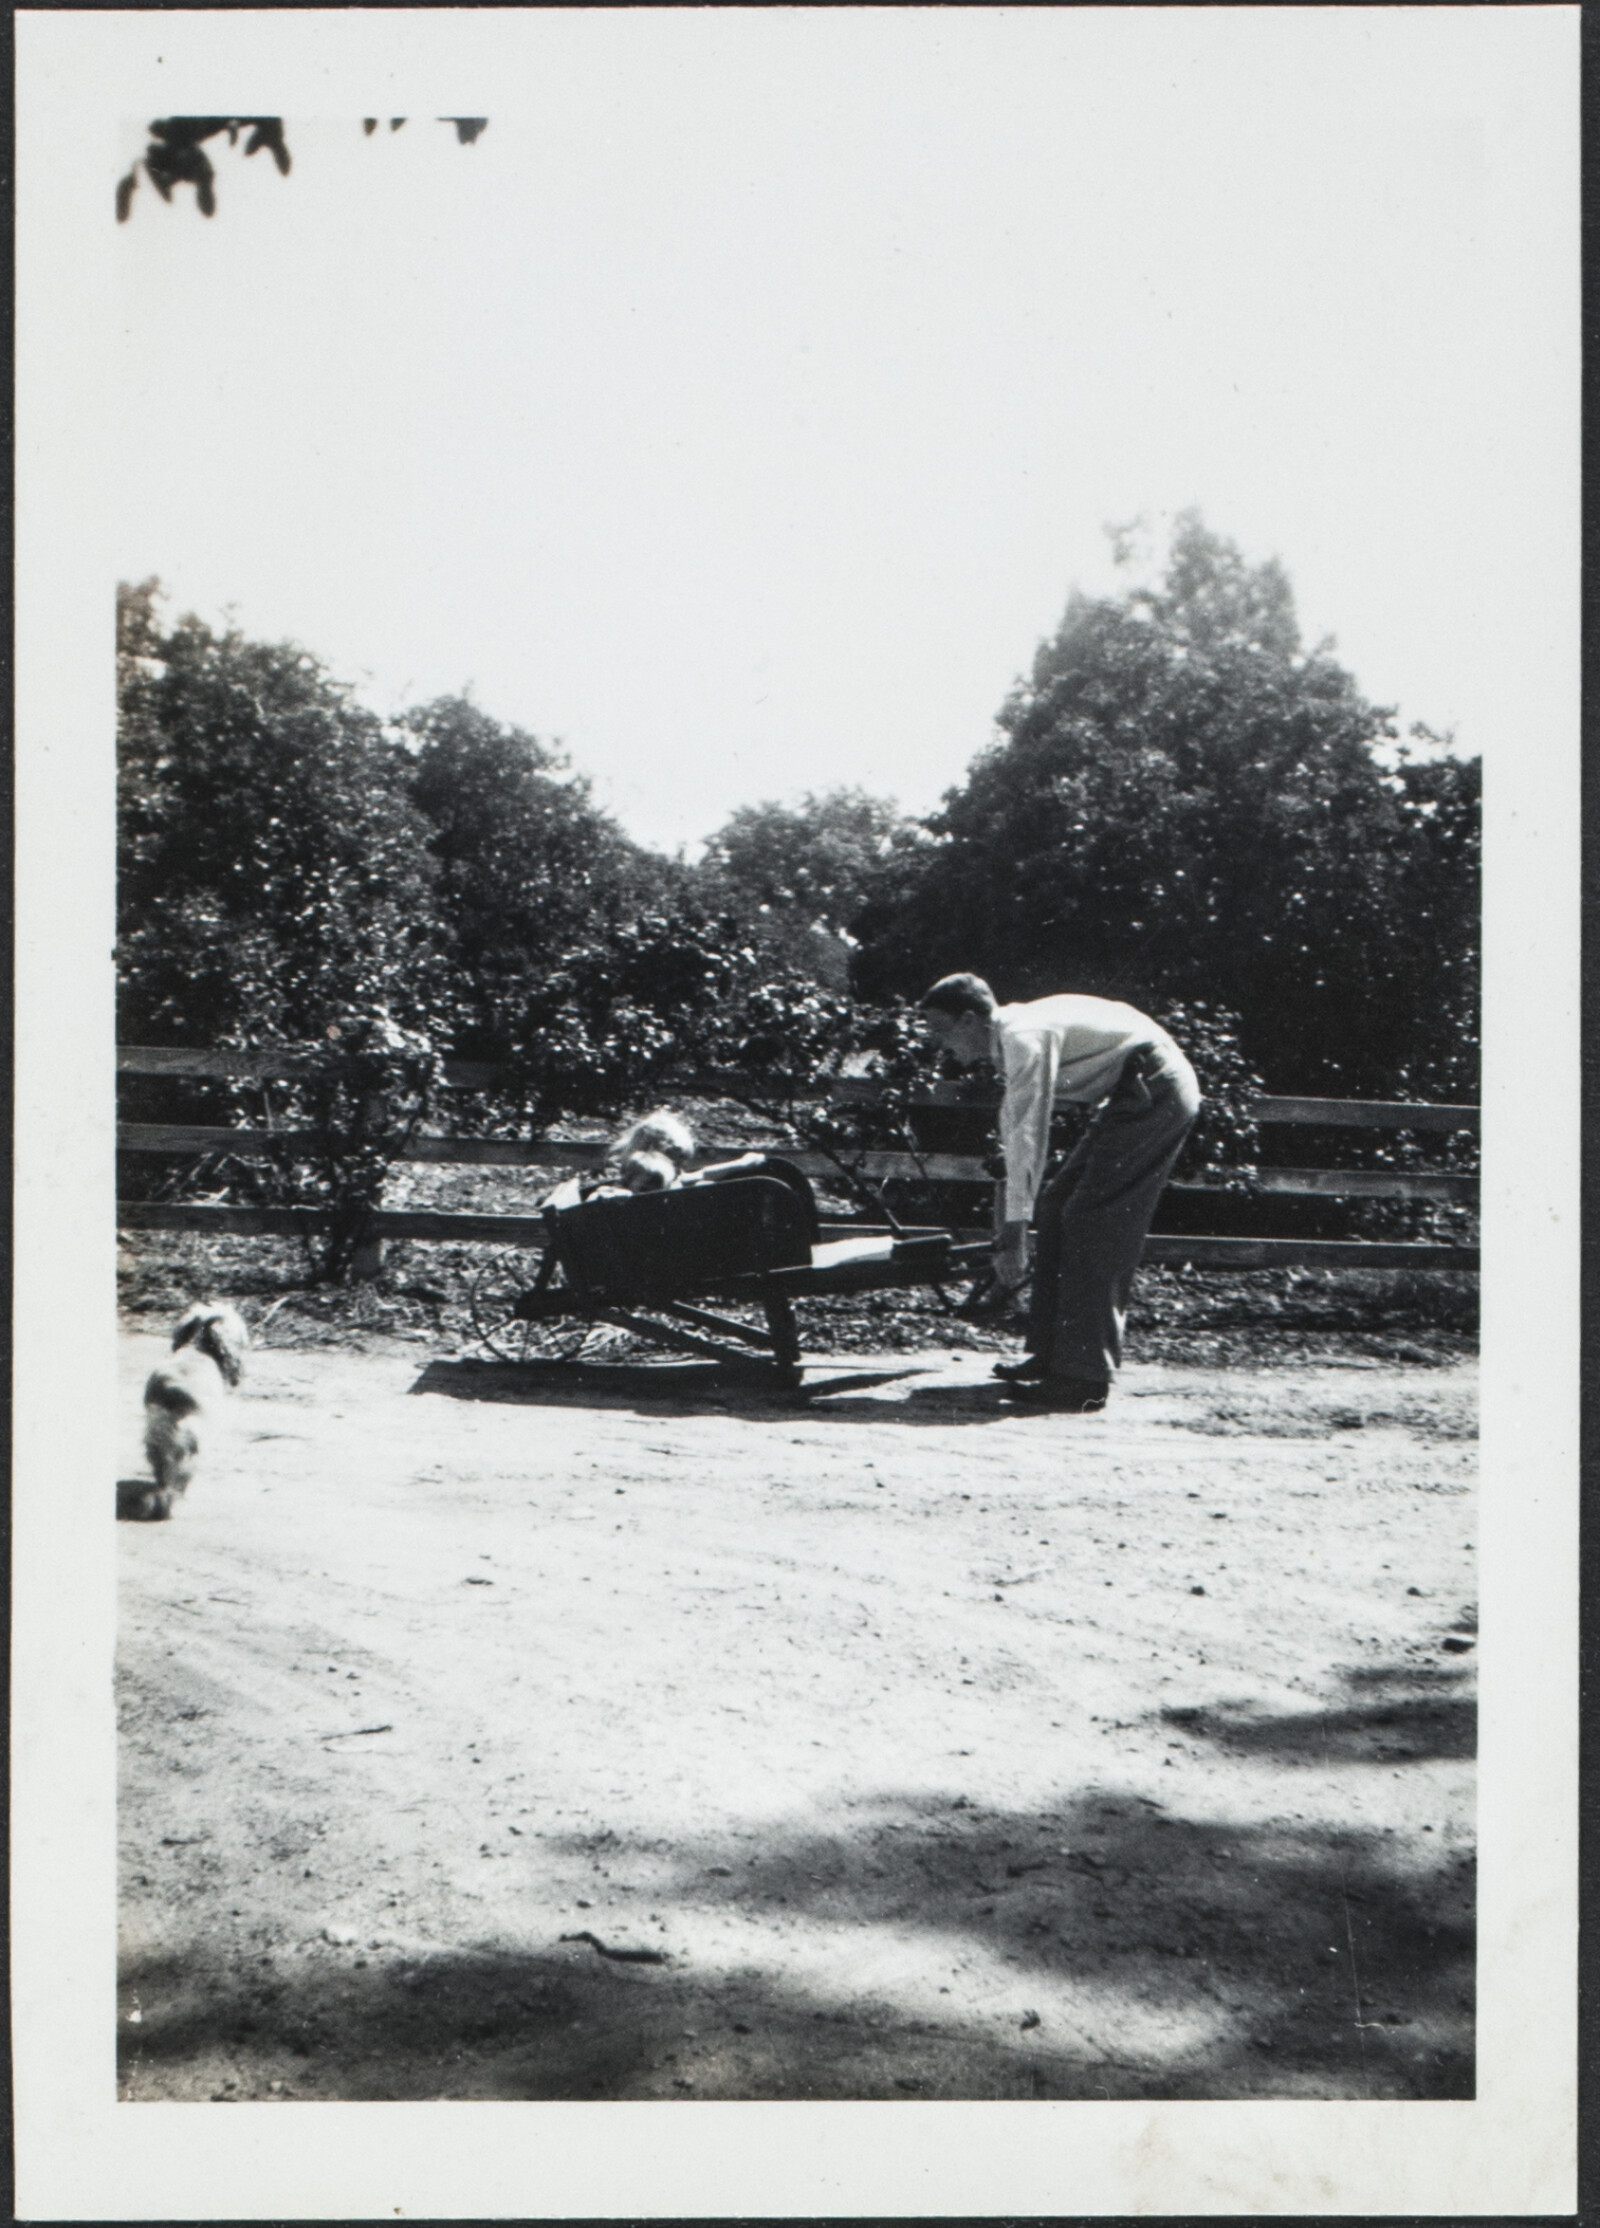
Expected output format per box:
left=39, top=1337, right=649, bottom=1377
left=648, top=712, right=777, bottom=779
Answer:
left=239, top=1013, right=445, bottom=1282
left=494, top=911, right=754, bottom=1126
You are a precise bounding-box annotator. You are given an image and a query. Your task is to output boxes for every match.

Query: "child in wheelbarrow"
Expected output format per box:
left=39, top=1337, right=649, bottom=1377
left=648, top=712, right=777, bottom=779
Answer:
left=539, top=1108, right=769, bottom=1211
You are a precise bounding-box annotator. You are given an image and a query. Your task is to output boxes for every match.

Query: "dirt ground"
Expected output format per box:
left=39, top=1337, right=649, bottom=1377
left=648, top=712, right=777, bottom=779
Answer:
left=117, top=1322, right=1476, bottom=2103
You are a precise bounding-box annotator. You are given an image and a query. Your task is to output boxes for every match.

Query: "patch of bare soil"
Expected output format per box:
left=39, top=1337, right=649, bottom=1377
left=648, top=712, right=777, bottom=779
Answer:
left=117, top=1320, right=1476, bottom=2103
left=118, top=1225, right=1477, bottom=1371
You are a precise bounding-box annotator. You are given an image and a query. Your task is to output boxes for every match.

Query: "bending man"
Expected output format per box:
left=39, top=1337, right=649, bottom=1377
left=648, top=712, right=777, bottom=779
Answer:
left=919, top=975, right=1199, bottom=1411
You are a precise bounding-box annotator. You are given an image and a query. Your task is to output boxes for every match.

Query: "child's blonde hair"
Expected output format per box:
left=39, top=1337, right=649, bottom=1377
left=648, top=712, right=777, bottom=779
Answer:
left=615, top=1106, right=695, bottom=1169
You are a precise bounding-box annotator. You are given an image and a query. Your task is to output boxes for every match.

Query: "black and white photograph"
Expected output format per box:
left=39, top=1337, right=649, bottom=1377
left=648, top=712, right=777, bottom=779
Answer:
left=13, top=6, right=1578, bottom=2217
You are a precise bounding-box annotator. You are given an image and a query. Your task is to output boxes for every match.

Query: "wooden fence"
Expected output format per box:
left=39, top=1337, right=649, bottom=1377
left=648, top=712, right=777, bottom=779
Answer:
left=116, top=1045, right=1480, bottom=1275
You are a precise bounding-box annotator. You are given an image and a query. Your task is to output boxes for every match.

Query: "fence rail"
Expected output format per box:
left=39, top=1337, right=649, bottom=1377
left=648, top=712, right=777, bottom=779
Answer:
left=113, top=1199, right=1479, bottom=1274
left=117, top=1044, right=506, bottom=1090
left=825, top=1075, right=1480, bottom=1133
left=116, top=1043, right=1479, bottom=1275
left=115, top=1121, right=1477, bottom=1203
left=116, top=1045, right=1481, bottom=1133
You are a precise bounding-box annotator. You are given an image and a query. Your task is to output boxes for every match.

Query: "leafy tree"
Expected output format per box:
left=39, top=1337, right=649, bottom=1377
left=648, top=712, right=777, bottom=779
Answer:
left=402, top=696, right=668, bottom=1062
left=117, top=116, right=488, bottom=222
left=696, top=787, right=927, bottom=987
left=1373, top=743, right=1480, bottom=1102
left=117, top=582, right=459, bottom=1275
left=118, top=581, right=449, bottom=1050
left=852, top=513, right=1480, bottom=1100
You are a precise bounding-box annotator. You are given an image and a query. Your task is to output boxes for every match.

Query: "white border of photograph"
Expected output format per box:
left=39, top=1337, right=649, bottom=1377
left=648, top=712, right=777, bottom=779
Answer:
left=14, top=7, right=1579, bottom=2217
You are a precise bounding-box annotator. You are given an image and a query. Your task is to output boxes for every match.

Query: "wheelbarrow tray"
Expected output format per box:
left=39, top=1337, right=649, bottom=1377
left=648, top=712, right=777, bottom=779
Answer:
left=502, top=1171, right=983, bottom=1378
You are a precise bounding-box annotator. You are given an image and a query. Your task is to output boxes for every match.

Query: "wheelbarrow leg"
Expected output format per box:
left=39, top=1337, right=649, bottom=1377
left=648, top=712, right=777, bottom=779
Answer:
left=763, top=1293, right=803, bottom=1388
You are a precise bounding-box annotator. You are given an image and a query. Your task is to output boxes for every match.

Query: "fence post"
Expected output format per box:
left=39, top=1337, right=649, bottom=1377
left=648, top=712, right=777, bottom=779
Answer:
left=349, top=1231, right=386, bottom=1282
left=349, top=1084, right=388, bottom=1281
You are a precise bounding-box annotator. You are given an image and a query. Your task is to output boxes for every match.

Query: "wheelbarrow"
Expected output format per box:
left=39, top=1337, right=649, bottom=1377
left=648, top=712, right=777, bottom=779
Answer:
left=469, top=1159, right=989, bottom=1386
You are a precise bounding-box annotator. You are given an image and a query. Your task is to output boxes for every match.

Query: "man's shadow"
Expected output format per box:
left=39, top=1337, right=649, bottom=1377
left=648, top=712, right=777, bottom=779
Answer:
left=410, top=1355, right=1023, bottom=1426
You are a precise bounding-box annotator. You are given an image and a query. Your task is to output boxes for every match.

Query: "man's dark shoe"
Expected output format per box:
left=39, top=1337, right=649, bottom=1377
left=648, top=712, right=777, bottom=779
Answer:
left=1002, top=1376, right=1109, bottom=1413
left=991, top=1356, right=1047, bottom=1383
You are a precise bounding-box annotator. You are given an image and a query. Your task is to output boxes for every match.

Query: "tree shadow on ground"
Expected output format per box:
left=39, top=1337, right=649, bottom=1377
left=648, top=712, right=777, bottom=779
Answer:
left=121, top=1937, right=671, bottom=2102
left=122, top=1755, right=1472, bottom=2101
left=408, top=1355, right=1023, bottom=1426
left=1161, top=1661, right=1476, bottom=1765
left=618, top=1785, right=1473, bottom=2100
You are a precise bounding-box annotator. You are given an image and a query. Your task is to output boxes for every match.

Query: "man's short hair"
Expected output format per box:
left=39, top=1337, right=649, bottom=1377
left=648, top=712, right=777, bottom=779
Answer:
left=919, top=973, right=997, bottom=1021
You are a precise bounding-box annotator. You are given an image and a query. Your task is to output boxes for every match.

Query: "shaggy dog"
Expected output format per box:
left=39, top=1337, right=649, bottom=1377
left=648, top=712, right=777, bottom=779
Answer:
left=119, top=1303, right=250, bottom=1522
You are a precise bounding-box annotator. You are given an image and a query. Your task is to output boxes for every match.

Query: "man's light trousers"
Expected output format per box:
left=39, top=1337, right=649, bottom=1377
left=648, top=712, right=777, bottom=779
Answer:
left=1024, top=1043, right=1201, bottom=1383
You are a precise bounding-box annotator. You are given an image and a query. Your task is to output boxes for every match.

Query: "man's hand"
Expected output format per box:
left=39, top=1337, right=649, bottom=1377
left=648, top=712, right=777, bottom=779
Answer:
left=992, top=1220, right=1030, bottom=1291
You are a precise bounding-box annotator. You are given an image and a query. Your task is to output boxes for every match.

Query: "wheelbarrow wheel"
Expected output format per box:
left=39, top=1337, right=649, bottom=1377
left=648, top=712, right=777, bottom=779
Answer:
left=469, top=1247, right=593, bottom=1364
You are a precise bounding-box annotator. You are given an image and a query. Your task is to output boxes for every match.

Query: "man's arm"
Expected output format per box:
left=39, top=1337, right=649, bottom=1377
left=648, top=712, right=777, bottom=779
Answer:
left=993, top=1216, right=1031, bottom=1289
left=992, top=1024, right=1059, bottom=1286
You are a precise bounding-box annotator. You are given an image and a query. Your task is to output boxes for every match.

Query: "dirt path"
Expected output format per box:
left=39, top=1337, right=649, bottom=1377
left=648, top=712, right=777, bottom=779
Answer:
left=117, top=1328, right=1476, bottom=2102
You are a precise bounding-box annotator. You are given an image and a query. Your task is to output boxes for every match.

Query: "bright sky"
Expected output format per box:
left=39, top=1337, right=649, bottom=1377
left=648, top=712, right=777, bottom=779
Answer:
left=105, top=8, right=1576, bottom=855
